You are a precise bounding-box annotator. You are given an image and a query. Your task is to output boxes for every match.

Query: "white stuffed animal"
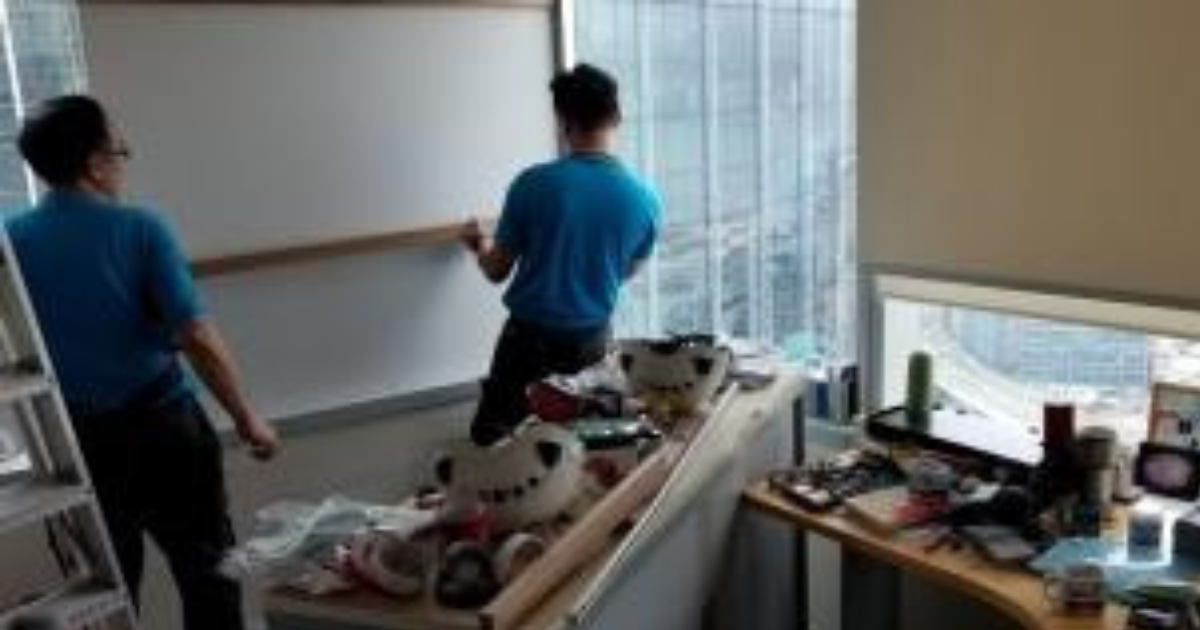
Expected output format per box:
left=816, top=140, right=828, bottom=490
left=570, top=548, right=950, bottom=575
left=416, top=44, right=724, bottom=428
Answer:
left=435, top=421, right=584, bottom=532
left=617, top=335, right=732, bottom=421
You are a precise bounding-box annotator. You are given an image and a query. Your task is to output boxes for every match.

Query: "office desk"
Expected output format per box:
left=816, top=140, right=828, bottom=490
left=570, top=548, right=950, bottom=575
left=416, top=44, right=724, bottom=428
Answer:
left=743, top=482, right=1127, bottom=630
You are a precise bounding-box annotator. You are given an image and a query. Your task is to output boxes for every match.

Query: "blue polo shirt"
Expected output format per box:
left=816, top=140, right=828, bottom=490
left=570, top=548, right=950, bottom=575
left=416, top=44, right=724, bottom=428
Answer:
left=496, top=154, right=660, bottom=331
left=5, top=190, right=203, bottom=414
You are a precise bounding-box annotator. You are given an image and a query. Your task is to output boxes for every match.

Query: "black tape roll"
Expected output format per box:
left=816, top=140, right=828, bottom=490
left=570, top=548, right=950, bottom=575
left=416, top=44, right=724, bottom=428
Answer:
left=434, top=541, right=501, bottom=609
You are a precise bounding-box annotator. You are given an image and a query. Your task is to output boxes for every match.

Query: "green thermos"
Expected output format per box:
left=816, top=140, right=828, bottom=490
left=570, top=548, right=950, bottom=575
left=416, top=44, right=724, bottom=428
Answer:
left=906, top=351, right=934, bottom=427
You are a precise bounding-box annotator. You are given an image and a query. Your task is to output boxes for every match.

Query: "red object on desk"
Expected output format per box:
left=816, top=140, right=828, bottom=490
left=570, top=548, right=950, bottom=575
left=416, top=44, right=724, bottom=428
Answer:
left=526, top=381, right=586, bottom=424
left=442, top=505, right=495, bottom=543
left=843, top=486, right=952, bottom=533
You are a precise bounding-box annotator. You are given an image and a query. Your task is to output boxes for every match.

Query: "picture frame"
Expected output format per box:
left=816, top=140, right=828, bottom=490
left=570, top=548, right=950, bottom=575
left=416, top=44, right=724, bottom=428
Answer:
left=1134, top=441, right=1200, bottom=501
left=1148, top=382, right=1200, bottom=450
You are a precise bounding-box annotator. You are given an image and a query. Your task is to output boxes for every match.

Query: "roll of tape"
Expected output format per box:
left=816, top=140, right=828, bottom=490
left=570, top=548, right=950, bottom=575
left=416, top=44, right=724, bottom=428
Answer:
left=435, top=541, right=500, bottom=609
left=347, top=531, right=425, bottom=598
left=493, top=532, right=547, bottom=585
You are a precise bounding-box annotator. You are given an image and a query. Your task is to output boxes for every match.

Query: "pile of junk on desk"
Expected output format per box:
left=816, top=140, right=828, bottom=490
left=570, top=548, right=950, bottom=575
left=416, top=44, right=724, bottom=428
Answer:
left=769, top=399, right=1200, bottom=630
left=224, top=334, right=780, bottom=615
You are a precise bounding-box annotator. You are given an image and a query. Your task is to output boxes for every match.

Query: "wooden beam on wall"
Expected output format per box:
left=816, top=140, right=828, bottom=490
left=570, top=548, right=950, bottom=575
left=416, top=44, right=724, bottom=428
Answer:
left=190, top=219, right=495, bottom=278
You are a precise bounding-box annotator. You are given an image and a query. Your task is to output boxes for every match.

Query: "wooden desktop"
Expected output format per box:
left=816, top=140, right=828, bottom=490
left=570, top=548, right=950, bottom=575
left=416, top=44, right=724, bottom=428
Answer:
left=743, top=481, right=1127, bottom=630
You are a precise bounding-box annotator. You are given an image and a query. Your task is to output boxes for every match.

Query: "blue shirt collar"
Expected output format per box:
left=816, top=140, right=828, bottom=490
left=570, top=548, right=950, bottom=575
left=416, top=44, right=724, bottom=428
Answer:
left=41, top=188, right=111, bottom=211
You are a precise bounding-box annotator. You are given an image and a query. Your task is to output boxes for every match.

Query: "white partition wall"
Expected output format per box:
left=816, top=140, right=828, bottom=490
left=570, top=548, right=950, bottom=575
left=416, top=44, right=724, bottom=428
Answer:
left=81, top=1, right=559, bottom=420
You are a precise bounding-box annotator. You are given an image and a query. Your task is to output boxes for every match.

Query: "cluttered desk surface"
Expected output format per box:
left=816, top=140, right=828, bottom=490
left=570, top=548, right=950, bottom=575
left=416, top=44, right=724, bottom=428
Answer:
left=744, top=480, right=1128, bottom=630
left=746, top=403, right=1200, bottom=630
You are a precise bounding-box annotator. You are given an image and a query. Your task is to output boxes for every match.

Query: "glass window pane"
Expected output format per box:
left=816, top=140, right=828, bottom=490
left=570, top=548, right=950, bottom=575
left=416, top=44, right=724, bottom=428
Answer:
left=720, top=220, right=754, bottom=338
left=648, top=1, right=705, bottom=229
left=0, top=0, right=87, bottom=209
left=659, top=225, right=713, bottom=333
left=715, top=5, right=758, bottom=218
left=576, top=0, right=857, bottom=358
left=881, top=297, right=1162, bottom=444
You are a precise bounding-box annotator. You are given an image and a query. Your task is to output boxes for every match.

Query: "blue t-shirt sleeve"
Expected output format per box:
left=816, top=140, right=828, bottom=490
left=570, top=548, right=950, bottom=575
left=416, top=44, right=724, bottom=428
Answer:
left=140, top=212, right=205, bottom=332
left=495, top=172, right=532, bottom=256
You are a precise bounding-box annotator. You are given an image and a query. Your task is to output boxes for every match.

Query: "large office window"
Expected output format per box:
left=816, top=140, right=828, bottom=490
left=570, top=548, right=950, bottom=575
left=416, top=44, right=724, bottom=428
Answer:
left=0, top=0, right=86, bottom=210
left=876, top=275, right=1200, bottom=444
left=574, top=0, right=857, bottom=362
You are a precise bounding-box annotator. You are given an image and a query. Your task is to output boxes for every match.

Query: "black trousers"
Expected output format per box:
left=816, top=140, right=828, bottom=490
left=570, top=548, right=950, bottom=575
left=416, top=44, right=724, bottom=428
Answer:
left=72, top=392, right=244, bottom=630
left=471, top=317, right=610, bottom=445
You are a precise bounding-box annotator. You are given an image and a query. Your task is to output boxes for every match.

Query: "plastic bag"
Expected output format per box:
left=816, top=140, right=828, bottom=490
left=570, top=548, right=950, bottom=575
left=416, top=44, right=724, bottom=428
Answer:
left=221, top=495, right=437, bottom=590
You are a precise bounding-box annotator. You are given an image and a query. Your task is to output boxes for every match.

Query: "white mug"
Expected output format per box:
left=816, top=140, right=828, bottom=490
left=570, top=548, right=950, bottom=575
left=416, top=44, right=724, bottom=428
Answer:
left=1043, top=562, right=1105, bottom=615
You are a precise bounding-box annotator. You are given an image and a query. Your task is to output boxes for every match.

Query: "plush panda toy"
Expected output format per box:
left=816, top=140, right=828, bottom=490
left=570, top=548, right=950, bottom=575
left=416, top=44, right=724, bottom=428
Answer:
left=434, top=421, right=584, bottom=533
left=617, top=335, right=732, bottom=422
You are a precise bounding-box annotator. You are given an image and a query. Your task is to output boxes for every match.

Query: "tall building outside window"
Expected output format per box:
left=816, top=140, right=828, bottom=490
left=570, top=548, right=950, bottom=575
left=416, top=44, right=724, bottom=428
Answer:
left=877, top=277, right=1200, bottom=444
left=574, top=0, right=858, bottom=363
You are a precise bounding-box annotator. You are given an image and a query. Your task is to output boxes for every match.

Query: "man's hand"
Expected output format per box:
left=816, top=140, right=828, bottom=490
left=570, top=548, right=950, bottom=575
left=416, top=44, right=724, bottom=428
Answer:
left=179, top=320, right=280, bottom=461
left=459, top=217, right=516, bottom=283
left=459, top=219, right=485, bottom=253
left=237, top=418, right=280, bottom=461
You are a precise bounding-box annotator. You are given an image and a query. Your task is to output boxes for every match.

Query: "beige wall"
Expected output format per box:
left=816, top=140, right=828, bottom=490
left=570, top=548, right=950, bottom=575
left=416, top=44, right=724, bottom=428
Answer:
left=858, top=3, right=1200, bottom=628
left=861, top=0, right=1200, bottom=304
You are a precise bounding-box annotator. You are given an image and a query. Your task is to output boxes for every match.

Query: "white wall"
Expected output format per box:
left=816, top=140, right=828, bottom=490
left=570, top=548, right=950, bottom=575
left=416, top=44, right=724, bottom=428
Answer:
left=860, top=0, right=1200, bottom=305
left=82, top=2, right=557, bottom=257
left=80, top=2, right=559, bottom=420
left=199, top=250, right=499, bottom=420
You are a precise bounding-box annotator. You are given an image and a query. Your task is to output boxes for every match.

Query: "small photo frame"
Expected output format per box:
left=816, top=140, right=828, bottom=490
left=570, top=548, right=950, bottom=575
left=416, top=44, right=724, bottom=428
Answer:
left=1148, top=382, right=1200, bottom=450
left=1135, top=442, right=1200, bottom=501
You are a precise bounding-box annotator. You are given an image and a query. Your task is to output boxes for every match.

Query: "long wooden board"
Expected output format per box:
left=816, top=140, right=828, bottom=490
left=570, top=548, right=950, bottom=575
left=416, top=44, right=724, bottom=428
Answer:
left=478, top=444, right=680, bottom=630
left=191, top=218, right=497, bottom=278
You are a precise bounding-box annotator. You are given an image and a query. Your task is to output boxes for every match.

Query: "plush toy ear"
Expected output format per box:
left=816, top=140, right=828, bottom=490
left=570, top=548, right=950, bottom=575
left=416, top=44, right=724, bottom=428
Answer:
left=435, top=455, right=454, bottom=485
left=620, top=353, right=634, bottom=372
left=535, top=441, right=563, bottom=469
left=693, top=357, right=714, bottom=376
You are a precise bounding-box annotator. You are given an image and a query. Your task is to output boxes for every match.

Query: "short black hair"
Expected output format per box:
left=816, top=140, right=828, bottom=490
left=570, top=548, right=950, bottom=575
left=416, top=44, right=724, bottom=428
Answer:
left=550, top=63, right=620, bottom=134
left=18, top=95, right=112, bottom=187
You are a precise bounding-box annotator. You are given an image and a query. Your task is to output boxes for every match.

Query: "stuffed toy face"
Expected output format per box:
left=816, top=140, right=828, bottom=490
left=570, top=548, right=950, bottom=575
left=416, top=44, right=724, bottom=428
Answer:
left=617, top=336, right=732, bottom=420
left=435, top=422, right=584, bottom=532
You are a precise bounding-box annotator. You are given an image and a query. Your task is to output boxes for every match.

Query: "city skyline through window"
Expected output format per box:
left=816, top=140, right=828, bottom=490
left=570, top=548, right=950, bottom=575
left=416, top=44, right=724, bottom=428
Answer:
left=881, top=294, right=1200, bottom=445
left=574, top=0, right=858, bottom=363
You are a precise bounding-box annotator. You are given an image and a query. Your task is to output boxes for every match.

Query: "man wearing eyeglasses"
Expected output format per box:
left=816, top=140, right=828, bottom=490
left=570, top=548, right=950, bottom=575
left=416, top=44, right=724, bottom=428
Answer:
left=5, top=95, right=278, bottom=630
left=461, top=64, right=661, bottom=445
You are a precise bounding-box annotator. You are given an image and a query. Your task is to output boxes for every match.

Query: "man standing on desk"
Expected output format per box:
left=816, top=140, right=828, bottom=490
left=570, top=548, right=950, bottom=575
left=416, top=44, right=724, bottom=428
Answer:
left=6, top=95, right=278, bottom=630
left=461, top=63, right=661, bottom=446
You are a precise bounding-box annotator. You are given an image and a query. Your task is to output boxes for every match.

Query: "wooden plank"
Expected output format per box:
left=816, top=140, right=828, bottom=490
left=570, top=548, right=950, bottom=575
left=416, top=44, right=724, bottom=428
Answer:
left=479, top=445, right=681, bottom=630
left=190, top=219, right=494, bottom=278
left=566, top=386, right=740, bottom=623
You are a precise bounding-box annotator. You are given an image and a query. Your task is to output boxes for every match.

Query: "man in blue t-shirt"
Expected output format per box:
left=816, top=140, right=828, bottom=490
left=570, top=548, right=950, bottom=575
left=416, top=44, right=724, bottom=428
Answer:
left=461, top=63, right=660, bottom=445
left=6, top=96, right=278, bottom=630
